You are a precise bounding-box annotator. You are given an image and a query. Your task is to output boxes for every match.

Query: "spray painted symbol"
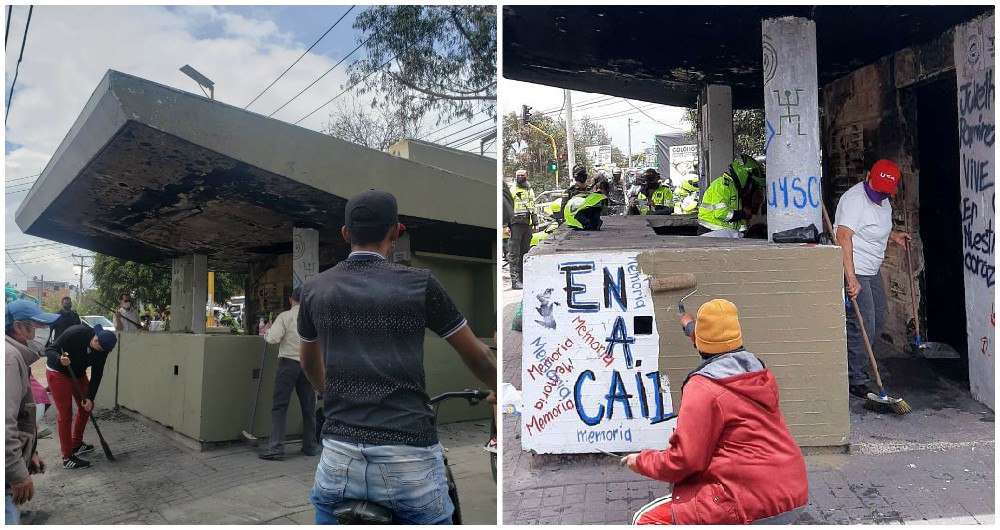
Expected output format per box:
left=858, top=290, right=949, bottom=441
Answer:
left=773, top=89, right=805, bottom=136
left=981, top=336, right=990, bottom=357
left=765, top=120, right=777, bottom=152
left=762, top=36, right=777, bottom=86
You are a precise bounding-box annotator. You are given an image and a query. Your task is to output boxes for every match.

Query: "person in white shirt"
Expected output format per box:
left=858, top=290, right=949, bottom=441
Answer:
left=259, top=287, right=318, bottom=460
left=113, top=293, right=142, bottom=332
left=834, top=159, right=911, bottom=399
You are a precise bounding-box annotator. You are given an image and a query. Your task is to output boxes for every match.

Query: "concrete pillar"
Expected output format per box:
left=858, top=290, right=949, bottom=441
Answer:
left=292, top=227, right=319, bottom=288
left=954, top=14, right=995, bottom=409
left=762, top=17, right=823, bottom=240
left=171, top=254, right=207, bottom=333
left=391, top=232, right=412, bottom=266
left=698, top=85, right=734, bottom=190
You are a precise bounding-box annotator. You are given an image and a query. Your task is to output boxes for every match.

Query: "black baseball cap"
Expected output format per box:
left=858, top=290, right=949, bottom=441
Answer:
left=345, top=190, right=405, bottom=231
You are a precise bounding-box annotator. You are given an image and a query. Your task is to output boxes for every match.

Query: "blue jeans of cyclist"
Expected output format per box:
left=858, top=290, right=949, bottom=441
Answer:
left=6, top=494, right=18, bottom=525
left=311, top=438, right=454, bottom=525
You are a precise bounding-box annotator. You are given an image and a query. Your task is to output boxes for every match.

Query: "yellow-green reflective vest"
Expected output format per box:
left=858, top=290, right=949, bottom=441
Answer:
left=512, top=185, right=536, bottom=224
left=636, top=185, right=673, bottom=215
left=698, top=174, right=743, bottom=231
left=565, top=192, right=608, bottom=229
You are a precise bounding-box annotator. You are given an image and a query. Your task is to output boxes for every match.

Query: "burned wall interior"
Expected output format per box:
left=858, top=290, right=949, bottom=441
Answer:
left=820, top=22, right=980, bottom=370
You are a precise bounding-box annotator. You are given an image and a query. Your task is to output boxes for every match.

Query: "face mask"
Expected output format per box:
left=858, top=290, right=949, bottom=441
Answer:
left=63, top=304, right=72, bottom=311
left=516, top=177, right=528, bottom=187
left=122, top=302, right=131, bottom=309
left=27, top=336, right=46, bottom=354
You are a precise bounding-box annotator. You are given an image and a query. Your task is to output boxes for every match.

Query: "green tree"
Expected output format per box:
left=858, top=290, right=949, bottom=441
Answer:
left=682, top=108, right=765, bottom=157
left=90, top=255, right=245, bottom=311
left=348, top=5, right=496, bottom=125
left=502, top=110, right=619, bottom=192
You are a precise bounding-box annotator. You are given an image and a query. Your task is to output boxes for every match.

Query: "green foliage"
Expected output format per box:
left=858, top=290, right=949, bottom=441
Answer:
left=682, top=108, right=765, bottom=158
left=348, top=5, right=496, bottom=125
left=502, top=111, right=619, bottom=192
left=90, top=254, right=245, bottom=311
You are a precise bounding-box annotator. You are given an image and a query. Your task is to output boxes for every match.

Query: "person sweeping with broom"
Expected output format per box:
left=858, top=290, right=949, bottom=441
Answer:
left=833, top=159, right=911, bottom=413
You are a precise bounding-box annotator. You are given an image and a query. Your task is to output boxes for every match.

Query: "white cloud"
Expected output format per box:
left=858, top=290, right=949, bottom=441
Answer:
left=4, top=5, right=366, bottom=289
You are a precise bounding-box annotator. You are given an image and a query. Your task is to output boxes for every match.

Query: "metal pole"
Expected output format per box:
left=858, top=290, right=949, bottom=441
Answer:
left=565, top=89, right=576, bottom=180
left=627, top=118, right=632, bottom=169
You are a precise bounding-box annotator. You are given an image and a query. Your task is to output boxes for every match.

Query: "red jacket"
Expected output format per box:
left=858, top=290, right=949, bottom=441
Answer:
left=635, top=351, right=808, bottom=524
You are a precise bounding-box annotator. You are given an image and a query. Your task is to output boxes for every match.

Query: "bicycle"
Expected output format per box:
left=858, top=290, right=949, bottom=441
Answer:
left=331, top=389, right=494, bottom=525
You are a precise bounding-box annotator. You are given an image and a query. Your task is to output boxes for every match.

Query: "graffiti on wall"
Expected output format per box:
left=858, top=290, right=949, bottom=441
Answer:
left=955, top=15, right=995, bottom=407
left=521, top=252, right=675, bottom=454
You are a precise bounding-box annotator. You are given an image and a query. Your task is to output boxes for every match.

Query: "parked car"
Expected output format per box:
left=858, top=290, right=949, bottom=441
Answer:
left=80, top=315, right=115, bottom=330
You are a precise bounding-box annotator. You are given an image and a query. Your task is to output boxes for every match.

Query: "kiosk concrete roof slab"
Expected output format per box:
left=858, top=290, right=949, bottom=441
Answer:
left=15, top=71, right=496, bottom=270
left=503, top=5, right=992, bottom=108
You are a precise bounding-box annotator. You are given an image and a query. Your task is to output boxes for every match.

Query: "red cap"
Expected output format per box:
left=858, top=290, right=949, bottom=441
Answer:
left=868, top=159, right=901, bottom=196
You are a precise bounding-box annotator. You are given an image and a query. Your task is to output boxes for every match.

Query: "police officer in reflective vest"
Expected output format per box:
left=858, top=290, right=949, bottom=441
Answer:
left=698, top=154, right=765, bottom=237
left=633, top=168, right=673, bottom=215
left=565, top=180, right=610, bottom=231
left=509, top=169, right=536, bottom=290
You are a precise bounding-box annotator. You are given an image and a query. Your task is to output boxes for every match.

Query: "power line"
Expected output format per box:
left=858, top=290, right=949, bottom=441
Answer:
left=419, top=111, right=489, bottom=141
left=292, top=44, right=401, bottom=126
left=269, top=32, right=374, bottom=119
left=6, top=244, right=74, bottom=254
left=623, top=100, right=686, bottom=131
left=5, top=250, right=29, bottom=278
left=5, top=173, right=40, bottom=184
left=426, top=117, right=494, bottom=144
left=244, top=5, right=355, bottom=110
left=5, top=5, right=33, bottom=125
left=445, top=126, right=496, bottom=148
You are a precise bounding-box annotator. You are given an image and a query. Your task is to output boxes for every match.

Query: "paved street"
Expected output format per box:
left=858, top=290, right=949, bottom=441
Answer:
left=500, top=269, right=994, bottom=525
left=19, top=402, right=496, bottom=525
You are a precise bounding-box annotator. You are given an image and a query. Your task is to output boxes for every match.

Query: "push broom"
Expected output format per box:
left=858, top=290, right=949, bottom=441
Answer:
left=822, top=203, right=911, bottom=415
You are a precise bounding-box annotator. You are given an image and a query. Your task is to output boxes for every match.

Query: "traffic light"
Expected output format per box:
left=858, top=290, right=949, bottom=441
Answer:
left=558, top=152, right=566, bottom=162
left=521, top=105, right=532, bottom=125
left=548, top=159, right=557, bottom=173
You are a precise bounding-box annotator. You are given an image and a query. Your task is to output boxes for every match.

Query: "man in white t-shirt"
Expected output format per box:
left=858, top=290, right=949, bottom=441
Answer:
left=834, top=159, right=911, bottom=399
left=113, top=293, right=142, bottom=332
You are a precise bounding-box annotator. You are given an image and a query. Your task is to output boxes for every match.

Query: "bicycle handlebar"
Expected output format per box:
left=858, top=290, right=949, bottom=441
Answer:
left=428, top=389, right=491, bottom=406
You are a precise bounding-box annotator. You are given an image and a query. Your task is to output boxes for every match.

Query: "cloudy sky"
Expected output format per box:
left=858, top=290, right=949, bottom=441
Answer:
left=498, top=79, right=691, bottom=164
left=4, top=5, right=492, bottom=293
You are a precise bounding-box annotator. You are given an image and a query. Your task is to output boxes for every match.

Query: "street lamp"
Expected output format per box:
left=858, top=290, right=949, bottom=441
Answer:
left=180, top=64, right=215, bottom=100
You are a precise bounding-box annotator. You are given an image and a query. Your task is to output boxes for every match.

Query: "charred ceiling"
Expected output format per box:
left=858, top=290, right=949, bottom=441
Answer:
left=15, top=71, right=495, bottom=271
left=503, top=5, right=993, bottom=108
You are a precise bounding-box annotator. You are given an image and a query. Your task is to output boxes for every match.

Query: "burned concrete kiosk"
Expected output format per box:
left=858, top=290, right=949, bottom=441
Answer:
left=505, top=7, right=995, bottom=454
left=519, top=217, right=847, bottom=453
left=15, top=70, right=497, bottom=445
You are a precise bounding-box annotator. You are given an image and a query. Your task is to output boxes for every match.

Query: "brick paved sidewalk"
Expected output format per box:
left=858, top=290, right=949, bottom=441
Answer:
left=19, top=408, right=496, bottom=525
left=500, top=278, right=994, bottom=525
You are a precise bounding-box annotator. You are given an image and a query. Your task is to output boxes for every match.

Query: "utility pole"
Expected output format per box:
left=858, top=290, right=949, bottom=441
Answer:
left=565, top=89, right=576, bottom=183
left=38, top=275, right=43, bottom=305
left=627, top=118, right=632, bottom=170
left=71, top=254, right=93, bottom=306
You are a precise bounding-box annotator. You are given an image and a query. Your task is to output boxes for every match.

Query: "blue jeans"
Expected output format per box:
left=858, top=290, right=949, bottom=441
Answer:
left=311, top=438, right=454, bottom=525
left=846, top=273, right=886, bottom=385
left=6, top=494, right=19, bottom=525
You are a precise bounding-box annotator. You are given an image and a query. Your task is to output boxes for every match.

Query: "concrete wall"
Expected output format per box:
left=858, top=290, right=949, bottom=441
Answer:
left=639, top=245, right=848, bottom=448
left=388, top=139, right=496, bottom=186
left=953, top=14, right=995, bottom=409
left=96, top=329, right=492, bottom=444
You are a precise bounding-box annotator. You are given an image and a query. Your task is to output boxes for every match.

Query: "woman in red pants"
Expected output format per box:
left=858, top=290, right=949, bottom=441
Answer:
left=44, top=324, right=116, bottom=469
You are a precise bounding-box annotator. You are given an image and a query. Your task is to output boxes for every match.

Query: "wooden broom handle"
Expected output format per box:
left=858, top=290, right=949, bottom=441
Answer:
left=901, top=189, right=920, bottom=339
left=850, top=296, right=885, bottom=393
